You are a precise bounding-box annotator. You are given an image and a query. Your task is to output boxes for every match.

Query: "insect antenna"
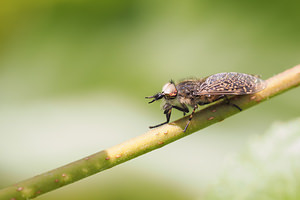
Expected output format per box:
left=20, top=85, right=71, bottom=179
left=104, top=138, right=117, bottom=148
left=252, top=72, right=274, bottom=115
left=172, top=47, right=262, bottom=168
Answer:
left=145, top=93, right=164, bottom=104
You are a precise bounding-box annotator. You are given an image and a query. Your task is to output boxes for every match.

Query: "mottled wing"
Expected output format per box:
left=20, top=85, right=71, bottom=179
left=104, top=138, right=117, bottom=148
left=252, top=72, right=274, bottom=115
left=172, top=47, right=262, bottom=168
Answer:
left=195, top=72, right=266, bottom=95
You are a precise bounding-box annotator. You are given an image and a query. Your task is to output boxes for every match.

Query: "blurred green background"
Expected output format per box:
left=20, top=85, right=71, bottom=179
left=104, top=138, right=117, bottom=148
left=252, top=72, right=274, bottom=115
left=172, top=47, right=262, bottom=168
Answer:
left=1, top=0, right=300, bottom=199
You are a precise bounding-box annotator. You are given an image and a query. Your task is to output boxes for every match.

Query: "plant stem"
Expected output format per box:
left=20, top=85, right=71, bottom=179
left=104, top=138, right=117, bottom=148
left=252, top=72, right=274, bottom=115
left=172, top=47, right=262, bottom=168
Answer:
left=1, top=65, right=300, bottom=200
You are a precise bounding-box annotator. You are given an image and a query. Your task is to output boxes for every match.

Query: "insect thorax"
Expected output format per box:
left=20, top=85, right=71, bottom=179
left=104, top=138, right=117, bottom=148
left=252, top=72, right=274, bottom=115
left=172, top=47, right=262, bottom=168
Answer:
left=175, top=79, right=224, bottom=106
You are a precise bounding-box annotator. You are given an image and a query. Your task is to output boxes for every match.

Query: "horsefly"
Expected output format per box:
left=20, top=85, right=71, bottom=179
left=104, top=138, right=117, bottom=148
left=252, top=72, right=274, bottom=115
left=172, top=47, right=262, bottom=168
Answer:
left=146, top=72, right=266, bottom=132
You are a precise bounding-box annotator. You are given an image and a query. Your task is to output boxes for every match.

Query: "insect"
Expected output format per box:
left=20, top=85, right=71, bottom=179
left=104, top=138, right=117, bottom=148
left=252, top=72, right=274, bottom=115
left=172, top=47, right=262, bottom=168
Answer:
left=146, top=72, right=266, bottom=132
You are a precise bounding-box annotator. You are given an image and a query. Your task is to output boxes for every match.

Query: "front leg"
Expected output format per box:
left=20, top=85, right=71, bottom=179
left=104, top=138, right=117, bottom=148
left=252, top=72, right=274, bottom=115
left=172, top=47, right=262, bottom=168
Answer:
left=149, top=108, right=172, bottom=129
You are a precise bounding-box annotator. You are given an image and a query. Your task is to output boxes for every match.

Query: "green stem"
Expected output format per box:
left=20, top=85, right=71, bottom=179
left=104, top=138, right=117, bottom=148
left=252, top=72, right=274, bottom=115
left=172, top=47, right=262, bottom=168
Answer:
left=1, top=65, right=300, bottom=200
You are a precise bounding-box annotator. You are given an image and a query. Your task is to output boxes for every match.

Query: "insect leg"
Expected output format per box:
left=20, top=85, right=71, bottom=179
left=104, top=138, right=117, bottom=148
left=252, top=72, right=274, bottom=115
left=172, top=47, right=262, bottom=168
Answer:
left=224, top=96, right=242, bottom=111
left=149, top=108, right=172, bottom=129
left=172, top=104, right=189, bottom=116
left=184, top=105, right=198, bottom=132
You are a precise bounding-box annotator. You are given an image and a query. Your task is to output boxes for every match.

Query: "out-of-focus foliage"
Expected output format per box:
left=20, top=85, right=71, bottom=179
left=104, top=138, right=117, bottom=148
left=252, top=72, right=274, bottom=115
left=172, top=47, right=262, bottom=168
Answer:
left=1, top=0, right=300, bottom=103
left=0, top=0, right=300, bottom=199
left=205, top=118, right=300, bottom=200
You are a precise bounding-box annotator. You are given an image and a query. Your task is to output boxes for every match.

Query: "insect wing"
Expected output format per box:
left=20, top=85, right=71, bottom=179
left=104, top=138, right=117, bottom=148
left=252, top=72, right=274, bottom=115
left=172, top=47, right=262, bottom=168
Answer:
left=196, top=72, right=266, bottom=95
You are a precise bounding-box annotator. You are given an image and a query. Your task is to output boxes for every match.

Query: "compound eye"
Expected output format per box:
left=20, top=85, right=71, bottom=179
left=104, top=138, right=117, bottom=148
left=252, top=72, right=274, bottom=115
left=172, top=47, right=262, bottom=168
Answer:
left=162, top=83, right=177, bottom=97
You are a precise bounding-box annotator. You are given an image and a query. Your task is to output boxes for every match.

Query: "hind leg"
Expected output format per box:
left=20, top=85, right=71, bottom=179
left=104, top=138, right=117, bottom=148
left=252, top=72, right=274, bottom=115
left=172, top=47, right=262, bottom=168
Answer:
left=224, top=96, right=242, bottom=111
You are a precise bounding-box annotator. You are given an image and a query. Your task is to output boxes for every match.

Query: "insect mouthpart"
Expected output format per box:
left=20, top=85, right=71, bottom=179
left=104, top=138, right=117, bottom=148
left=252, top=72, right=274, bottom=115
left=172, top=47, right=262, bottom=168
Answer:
left=145, top=92, right=164, bottom=104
